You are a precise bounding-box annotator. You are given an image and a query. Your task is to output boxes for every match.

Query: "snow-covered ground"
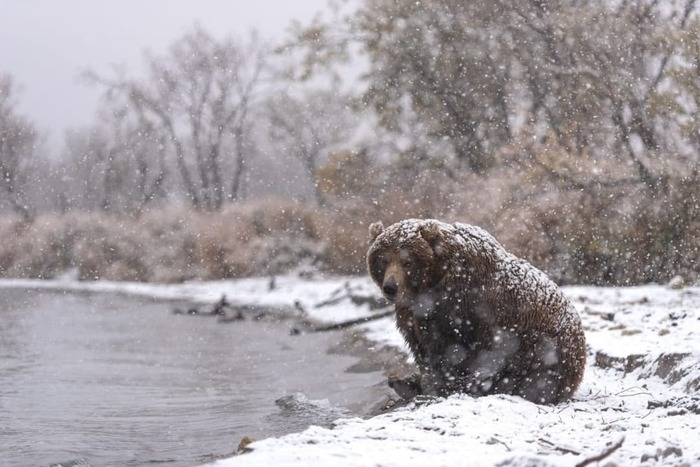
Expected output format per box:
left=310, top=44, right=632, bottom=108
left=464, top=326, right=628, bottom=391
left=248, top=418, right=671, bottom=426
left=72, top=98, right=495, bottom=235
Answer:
left=2, top=276, right=698, bottom=466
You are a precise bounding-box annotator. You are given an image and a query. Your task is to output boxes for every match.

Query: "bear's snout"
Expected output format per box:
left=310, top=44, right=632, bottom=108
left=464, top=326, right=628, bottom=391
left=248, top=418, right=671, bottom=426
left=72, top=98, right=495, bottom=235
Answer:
left=381, top=262, right=405, bottom=302
left=382, top=277, right=399, bottom=300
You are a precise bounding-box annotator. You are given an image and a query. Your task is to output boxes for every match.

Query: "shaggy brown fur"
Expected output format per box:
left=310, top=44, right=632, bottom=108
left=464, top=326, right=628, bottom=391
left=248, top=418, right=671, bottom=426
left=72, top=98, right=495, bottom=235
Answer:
left=367, top=219, right=586, bottom=404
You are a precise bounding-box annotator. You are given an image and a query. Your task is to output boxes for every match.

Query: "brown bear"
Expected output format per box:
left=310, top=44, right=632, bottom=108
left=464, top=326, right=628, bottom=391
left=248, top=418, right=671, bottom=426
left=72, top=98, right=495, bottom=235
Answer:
left=367, top=219, right=586, bottom=404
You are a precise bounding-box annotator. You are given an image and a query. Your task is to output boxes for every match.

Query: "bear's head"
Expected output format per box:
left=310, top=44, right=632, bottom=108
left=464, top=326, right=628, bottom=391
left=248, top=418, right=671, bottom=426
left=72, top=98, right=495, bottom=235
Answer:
left=367, top=219, right=448, bottom=306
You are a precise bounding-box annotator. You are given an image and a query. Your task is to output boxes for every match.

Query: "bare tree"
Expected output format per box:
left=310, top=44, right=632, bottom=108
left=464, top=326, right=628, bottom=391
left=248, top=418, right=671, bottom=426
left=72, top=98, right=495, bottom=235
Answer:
left=61, top=116, right=168, bottom=214
left=87, top=26, right=267, bottom=210
left=61, top=127, right=113, bottom=211
left=264, top=88, right=357, bottom=205
left=0, top=74, right=39, bottom=220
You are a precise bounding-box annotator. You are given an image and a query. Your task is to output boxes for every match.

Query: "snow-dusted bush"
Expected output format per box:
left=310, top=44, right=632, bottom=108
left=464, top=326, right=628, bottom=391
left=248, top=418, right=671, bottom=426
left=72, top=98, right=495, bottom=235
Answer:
left=480, top=143, right=700, bottom=285
left=0, top=183, right=696, bottom=284
left=193, top=199, right=324, bottom=279
left=0, top=199, right=326, bottom=282
left=315, top=144, right=699, bottom=285
left=0, top=215, right=72, bottom=279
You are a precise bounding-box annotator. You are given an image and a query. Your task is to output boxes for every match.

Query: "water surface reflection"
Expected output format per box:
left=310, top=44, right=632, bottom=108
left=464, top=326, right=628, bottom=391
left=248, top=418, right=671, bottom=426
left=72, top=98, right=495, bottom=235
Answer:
left=0, top=288, right=384, bottom=466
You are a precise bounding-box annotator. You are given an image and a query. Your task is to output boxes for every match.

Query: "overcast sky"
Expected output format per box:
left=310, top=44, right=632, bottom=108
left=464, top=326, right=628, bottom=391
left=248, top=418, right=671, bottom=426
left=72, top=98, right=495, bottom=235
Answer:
left=0, top=0, right=328, bottom=151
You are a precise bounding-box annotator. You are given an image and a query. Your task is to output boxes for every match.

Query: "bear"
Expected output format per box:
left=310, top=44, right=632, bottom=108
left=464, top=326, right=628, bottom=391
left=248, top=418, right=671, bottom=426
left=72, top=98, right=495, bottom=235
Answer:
left=367, top=219, right=586, bottom=404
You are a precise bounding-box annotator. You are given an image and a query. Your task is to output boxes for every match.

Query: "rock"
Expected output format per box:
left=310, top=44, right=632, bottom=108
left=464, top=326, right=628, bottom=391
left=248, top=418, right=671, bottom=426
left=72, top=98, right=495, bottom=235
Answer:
left=237, top=436, right=255, bottom=453
left=653, top=353, right=692, bottom=383
left=594, top=352, right=646, bottom=373
left=388, top=373, right=422, bottom=400
left=662, top=446, right=683, bottom=458
left=667, top=275, right=685, bottom=289
left=595, top=351, right=698, bottom=392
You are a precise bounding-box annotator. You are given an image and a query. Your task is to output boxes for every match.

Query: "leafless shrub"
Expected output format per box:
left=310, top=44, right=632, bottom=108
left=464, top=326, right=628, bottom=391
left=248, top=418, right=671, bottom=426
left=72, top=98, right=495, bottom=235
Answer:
left=0, top=177, right=696, bottom=284
left=483, top=138, right=700, bottom=285
left=0, top=199, right=326, bottom=282
left=0, top=215, right=70, bottom=278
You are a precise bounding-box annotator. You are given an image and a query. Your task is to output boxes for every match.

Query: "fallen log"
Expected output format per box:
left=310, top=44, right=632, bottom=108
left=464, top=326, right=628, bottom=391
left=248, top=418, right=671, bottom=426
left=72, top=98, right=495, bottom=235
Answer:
left=310, top=309, right=394, bottom=332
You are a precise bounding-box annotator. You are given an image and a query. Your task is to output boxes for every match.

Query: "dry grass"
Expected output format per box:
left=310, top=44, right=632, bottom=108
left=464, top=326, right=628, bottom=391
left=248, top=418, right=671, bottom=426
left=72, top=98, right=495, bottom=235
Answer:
left=0, top=199, right=325, bottom=282
left=0, top=175, right=697, bottom=285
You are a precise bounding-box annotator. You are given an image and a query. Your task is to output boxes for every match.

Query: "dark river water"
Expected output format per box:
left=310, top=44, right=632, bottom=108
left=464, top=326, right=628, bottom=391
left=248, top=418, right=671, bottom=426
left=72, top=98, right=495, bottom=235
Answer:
left=0, top=287, right=387, bottom=467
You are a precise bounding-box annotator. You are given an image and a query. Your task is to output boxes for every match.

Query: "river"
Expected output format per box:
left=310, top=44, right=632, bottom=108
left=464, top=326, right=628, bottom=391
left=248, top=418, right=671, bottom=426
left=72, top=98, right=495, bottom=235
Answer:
left=0, top=288, right=387, bottom=466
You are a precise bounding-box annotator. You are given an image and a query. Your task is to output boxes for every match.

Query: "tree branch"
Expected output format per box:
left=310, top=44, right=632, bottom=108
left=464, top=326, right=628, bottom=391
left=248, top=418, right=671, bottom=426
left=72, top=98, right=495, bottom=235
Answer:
left=576, top=437, right=625, bottom=467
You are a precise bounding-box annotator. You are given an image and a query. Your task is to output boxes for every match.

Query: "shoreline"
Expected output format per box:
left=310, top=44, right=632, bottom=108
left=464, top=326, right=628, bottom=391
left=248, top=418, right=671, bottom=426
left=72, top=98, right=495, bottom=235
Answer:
left=201, top=279, right=700, bottom=467
left=2, top=277, right=699, bottom=466
left=0, top=281, right=398, bottom=467
left=327, top=326, right=413, bottom=414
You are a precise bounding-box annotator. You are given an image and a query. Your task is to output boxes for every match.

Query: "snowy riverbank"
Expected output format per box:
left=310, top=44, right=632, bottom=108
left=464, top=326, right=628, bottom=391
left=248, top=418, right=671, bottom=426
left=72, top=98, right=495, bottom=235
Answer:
left=207, top=279, right=700, bottom=467
left=2, top=276, right=699, bottom=466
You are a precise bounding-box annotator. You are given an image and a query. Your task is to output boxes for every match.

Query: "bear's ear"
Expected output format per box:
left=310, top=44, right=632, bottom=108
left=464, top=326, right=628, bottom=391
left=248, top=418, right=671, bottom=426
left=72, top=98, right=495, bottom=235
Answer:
left=419, top=222, right=444, bottom=254
left=368, top=221, right=384, bottom=244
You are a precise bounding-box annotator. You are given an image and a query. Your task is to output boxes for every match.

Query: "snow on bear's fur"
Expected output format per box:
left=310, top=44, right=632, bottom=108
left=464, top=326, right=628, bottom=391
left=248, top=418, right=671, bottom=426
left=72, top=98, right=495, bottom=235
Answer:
left=367, top=219, right=586, bottom=404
